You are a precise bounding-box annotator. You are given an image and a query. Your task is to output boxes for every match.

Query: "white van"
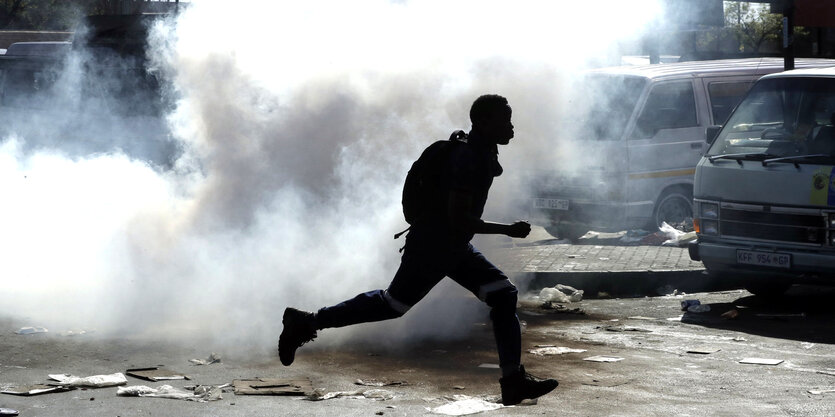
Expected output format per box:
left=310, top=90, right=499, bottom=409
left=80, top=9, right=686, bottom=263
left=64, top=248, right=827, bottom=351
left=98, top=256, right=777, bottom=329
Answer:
left=529, top=58, right=835, bottom=240
left=689, top=67, right=835, bottom=296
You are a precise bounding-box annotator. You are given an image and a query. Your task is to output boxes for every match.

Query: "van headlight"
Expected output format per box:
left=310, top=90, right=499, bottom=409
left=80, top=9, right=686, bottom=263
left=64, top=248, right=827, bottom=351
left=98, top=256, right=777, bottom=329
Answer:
left=700, top=202, right=719, bottom=219
left=701, top=220, right=719, bottom=235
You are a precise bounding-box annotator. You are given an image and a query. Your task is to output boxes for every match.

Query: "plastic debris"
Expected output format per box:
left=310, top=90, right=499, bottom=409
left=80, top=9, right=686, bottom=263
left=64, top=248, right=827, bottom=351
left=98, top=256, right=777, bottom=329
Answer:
left=0, top=408, right=18, bottom=416
left=528, top=346, right=587, bottom=356
left=48, top=372, right=127, bottom=388
left=539, top=284, right=584, bottom=303
left=189, top=353, right=222, bottom=366
left=807, top=388, right=835, bottom=395
left=430, top=395, right=502, bottom=416
left=583, top=356, right=624, bottom=362
left=117, top=384, right=223, bottom=402
left=308, top=388, right=395, bottom=401
left=739, top=358, right=783, bottom=365
left=355, top=379, right=407, bottom=387
left=14, top=327, right=48, bottom=335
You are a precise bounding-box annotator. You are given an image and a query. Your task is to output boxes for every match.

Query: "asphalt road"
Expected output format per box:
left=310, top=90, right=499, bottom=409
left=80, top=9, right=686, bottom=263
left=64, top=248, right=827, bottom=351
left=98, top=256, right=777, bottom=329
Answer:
left=2, top=283, right=834, bottom=416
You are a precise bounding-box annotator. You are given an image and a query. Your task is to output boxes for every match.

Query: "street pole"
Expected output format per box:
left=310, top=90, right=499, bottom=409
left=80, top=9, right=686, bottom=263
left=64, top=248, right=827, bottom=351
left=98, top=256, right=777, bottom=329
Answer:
left=783, top=0, right=795, bottom=71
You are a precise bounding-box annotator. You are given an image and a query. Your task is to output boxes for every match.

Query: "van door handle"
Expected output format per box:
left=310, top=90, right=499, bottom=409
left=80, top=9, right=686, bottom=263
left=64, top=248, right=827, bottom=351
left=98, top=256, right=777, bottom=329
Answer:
left=690, top=143, right=702, bottom=149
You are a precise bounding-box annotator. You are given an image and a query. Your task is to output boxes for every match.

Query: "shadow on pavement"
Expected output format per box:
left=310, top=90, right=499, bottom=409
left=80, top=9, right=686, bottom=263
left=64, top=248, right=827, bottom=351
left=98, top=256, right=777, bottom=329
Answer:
left=680, top=285, right=835, bottom=344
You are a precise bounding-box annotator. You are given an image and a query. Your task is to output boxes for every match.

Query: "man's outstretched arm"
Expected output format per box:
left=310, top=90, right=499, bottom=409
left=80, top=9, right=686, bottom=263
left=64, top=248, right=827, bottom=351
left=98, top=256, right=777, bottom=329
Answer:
left=448, top=188, right=531, bottom=238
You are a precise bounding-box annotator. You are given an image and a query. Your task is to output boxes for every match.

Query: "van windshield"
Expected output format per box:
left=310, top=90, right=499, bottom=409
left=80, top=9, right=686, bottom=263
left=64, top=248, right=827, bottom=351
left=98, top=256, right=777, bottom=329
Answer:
left=707, top=77, right=835, bottom=164
left=563, top=74, right=647, bottom=140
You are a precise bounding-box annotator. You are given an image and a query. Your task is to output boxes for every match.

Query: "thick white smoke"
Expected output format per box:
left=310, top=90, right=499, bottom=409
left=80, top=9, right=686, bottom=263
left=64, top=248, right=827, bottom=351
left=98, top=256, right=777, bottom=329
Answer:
left=0, top=0, right=660, bottom=353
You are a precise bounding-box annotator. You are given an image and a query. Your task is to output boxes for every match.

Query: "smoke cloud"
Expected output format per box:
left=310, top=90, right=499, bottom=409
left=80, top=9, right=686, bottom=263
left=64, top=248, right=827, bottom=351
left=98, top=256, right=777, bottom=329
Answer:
left=0, top=0, right=660, bottom=353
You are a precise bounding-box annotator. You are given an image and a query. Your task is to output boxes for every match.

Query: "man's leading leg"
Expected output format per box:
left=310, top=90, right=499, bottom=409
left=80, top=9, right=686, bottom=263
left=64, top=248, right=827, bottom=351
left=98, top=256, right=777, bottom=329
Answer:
left=449, top=244, right=558, bottom=405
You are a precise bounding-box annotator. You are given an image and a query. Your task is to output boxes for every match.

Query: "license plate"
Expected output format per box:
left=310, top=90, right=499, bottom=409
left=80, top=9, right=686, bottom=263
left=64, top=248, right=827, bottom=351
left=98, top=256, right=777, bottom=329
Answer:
left=533, top=198, right=569, bottom=211
left=736, top=250, right=791, bottom=269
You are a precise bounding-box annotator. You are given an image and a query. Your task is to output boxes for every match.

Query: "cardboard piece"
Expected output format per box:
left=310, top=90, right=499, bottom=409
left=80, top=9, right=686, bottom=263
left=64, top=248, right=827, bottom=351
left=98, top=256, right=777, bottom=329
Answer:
left=739, top=358, right=783, bottom=366
left=126, top=367, right=190, bottom=382
left=232, top=378, right=313, bottom=396
left=1, top=384, right=74, bottom=396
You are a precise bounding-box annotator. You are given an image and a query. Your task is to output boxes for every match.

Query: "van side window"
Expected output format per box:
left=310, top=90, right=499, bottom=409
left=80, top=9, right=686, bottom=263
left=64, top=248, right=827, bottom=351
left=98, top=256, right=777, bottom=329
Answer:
left=632, top=81, right=697, bottom=139
left=708, top=81, right=754, bottom=125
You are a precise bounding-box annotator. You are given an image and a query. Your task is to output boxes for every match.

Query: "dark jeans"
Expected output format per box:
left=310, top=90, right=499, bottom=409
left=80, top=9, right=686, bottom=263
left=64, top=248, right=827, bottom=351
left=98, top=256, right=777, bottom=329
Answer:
left=316, top=233, right=521, bottom=372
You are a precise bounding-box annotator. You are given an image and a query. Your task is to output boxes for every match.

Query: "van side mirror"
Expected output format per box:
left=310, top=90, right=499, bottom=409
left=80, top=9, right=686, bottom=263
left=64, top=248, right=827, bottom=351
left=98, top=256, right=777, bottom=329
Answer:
left=705, top=125, right=722, bottom=145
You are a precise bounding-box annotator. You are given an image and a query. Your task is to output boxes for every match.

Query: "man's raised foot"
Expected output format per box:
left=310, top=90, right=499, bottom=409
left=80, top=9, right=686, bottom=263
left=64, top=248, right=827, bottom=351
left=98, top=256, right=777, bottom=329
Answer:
left=277, top=307, right=317, bottom=366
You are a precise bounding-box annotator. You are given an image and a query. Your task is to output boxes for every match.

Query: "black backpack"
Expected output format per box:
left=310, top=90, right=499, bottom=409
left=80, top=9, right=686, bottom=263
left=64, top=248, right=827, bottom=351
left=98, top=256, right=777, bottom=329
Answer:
left=398, top=130, right=467, bottom=234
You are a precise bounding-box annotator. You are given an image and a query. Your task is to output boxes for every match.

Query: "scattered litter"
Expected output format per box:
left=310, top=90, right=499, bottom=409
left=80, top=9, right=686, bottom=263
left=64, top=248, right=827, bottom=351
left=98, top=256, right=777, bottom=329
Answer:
left=807, top=388, right=835, bottom=395
left=60, top=329, right=92, bottom=337
left=355, top=379, right=407, bottom=387
left=687, top=346, right=721, bottom=354
left=233, top=378, right=312, bottom=396
left=601, top=325, right=652, bottom=333
left=619, top=229, right=649, bottom=244
left=308, top=388, right=395, bottom=401
left=528, top=347, right=587, bottom=356
left=666, top=316, right=683, bottom=322
left=430, top=395, right=502, bottom=416
left=801, top=342, right=815, bottom=349
left=681, top=300, right=701, bottom=311
left=582, top=377, right=631, bottom=387
left=117, top=384, right=224, bottom=402
left=539, top=284, right=584, bottom=303
left=189, top=353, right=222, bottom=366
left=687, top=304, right=711, bottom=313
left=453, top=386, right=466, bottom=390
left=126, top=367, right=190, bottom=382
left=639, top=231, right=666, bottom=246
left=0, top=408, right=18, bottom=416
left=732, top=337, right=747, bottom=342
left=1, top=384, right=75, bottom=396
left=478, top=364, right=500, bottom=369
left=14, top=327, right=48, bottom=335
left=659, top=222, right=695, bottom=246
left=627, top=316, right=656, bottom=321
left=540, top=301, right=585, bottom=314
left=739, top=358, right=783, bottom=366
left=756, top=313, right=806, bottom=319
left=583, top=356, right=624, bottom=363
left=657, top=285, right=679, bottom=296
left=48, top=372, right=127, bottom=388
left=721, top=310, right=739, bottom=319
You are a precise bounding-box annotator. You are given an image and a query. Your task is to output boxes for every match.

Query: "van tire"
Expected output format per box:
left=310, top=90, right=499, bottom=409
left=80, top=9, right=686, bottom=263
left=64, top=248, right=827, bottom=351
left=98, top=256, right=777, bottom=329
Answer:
left=651, top=188, right=693, bottom=231
left=545, top=224, right=589, bottom=242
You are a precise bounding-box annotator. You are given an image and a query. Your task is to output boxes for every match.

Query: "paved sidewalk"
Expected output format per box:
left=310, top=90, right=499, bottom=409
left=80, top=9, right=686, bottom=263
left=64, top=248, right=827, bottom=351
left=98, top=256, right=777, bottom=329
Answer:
left=478, top=227, right=708, bottom=294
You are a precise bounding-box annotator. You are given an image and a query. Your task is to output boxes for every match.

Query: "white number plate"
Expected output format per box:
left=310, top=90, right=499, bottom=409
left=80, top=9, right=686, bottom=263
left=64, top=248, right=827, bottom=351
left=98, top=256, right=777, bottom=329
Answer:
left=736, top=250, right=791, bottom=269
left=533, top=198, right=569, bottom=211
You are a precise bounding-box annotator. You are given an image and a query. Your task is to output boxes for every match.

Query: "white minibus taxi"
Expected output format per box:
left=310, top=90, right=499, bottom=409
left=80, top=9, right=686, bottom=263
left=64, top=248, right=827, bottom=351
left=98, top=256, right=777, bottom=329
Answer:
left=689, top=67, right=835, bottom=295
left=530, top=58, right=835, bottom=240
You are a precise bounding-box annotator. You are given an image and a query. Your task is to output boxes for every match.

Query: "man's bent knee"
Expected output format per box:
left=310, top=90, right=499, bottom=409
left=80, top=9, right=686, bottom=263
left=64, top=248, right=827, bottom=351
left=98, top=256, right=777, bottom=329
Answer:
left=483, top=282, right=518, bottom=311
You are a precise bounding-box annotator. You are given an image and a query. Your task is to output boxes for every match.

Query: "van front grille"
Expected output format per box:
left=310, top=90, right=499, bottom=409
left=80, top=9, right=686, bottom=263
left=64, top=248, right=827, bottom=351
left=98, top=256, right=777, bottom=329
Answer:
left=719, top=207, right=826, bottom=244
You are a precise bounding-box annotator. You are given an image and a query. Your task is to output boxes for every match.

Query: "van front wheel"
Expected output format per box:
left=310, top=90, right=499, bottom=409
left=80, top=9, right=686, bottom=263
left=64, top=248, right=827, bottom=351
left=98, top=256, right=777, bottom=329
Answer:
left=652, top=189, right=693, bottom=231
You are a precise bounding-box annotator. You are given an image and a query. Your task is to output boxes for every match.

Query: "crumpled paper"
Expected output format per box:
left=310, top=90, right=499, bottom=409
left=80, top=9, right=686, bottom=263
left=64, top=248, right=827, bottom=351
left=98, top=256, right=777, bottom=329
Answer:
left=528, top=346, right=587, bottom=356
left=117, top=384, right=223, bottom=402
left=539, top=284, right=583, bottom=303
left=307, top=388, right=394, bottom=401
left=430, top=395, right=503, bottom=415
left=48, top=373, right=127, bottom=388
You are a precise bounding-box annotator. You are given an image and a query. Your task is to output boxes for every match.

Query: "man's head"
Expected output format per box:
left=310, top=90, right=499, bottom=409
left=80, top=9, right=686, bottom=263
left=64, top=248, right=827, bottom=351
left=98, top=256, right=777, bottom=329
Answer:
left=470, top=94, right=514, bottom=145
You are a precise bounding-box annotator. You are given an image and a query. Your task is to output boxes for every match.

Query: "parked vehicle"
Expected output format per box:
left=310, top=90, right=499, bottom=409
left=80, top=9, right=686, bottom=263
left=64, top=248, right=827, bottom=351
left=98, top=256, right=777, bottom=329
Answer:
left=689, top=67, right=835, bottom=295
left=529, top=58, right=835, bottom=240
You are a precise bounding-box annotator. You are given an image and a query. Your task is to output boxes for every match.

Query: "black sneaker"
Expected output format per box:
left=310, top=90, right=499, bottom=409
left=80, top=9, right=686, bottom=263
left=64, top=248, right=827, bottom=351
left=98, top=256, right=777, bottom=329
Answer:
left=499, top=365, right=558, bottom=405
left=278, top=307, right=317, bottom=366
